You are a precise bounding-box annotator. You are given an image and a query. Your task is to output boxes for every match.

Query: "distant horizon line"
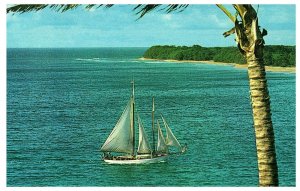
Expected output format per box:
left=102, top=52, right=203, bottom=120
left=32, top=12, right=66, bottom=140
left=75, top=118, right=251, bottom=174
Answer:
left=6, top=44, right=296, bottom=49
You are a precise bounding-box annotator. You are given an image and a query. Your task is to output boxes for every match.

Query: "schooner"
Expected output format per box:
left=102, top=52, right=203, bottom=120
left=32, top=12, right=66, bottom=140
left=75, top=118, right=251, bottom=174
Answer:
left=100, top=81, right=186, bottom=164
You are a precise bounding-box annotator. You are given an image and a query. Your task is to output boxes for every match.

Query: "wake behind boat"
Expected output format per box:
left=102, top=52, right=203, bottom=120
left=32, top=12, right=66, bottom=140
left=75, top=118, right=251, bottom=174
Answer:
left=100, top=81, right=186, bottom=164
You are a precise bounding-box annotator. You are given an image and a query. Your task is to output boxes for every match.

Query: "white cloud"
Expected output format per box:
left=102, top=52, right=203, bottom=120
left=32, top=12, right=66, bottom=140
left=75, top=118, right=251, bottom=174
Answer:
left=210, top=14, right=231, bottom=28
left=162, top=14, right=172, bottom=21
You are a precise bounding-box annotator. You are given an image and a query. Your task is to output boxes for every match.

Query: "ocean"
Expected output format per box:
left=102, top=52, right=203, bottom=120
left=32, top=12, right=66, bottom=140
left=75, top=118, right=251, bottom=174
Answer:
left=7, top=48, right=295, bottom=186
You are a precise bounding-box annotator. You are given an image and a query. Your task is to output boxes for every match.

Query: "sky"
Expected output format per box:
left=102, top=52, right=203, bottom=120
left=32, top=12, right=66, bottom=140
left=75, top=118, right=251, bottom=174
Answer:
left=1, top=2, right=299, bottom=190
left=6, top=4, right=297, bottom=48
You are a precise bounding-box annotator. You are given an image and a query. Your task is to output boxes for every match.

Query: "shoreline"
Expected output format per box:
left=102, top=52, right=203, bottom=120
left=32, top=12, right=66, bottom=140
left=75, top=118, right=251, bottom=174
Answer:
left=139, top=57, right=295, bottom=73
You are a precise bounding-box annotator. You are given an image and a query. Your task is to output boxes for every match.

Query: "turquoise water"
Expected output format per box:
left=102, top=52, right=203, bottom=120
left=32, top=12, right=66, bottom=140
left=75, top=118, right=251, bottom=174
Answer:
left=7, top=48, right=295, bottom=186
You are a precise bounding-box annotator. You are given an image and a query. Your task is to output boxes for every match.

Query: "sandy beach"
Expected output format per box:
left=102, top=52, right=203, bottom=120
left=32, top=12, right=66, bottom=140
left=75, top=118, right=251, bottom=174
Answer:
left=235, top=64, right=296, bottom=73
left=139, top=57, right=295, bottom=73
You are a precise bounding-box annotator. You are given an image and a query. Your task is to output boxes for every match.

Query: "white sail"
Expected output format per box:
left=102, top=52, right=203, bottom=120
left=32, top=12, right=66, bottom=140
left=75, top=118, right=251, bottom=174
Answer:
left=137, top=116, right=152, bottom=154
left=100, top=98, right=134, bottom=154
left=156, top=120, right=168, bottom=153
left=161, top=116, right=182, bottom=151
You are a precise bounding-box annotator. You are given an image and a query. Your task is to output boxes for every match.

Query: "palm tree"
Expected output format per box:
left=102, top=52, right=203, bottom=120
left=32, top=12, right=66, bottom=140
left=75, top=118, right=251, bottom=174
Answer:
left=7, top=4, right=279, bottom=186
left=217, top=5, right=278, bottom=186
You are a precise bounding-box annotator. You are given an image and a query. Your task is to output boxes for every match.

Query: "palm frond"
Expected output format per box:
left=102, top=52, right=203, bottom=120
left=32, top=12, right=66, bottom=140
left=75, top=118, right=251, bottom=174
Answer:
left=216, top=4, right=235, bottom=23
left=165, top=4, right=188, bottom=13
left=6, top=4, right=110, bottom=14
left=49, top=4, right=81, bottom=13
left=133, top=4, right=162, bottom=19
left=7, top=4, right=48, bottom=14
left=7, top=4, right=188, bottom=18
left=133, top=4, right=189, bottom=19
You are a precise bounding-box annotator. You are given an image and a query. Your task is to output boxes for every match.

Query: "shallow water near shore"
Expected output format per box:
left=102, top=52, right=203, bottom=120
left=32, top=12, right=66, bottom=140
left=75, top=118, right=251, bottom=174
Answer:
left=141, top=57, right=296, bottom=73
left=7, top=48, right=295, bottom=186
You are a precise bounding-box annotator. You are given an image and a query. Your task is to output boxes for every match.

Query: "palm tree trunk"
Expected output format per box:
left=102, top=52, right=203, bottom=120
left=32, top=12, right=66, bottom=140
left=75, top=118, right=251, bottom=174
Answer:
left=246, top=50, right=279, bottom=186
left=232, top=5, right=279, bottom=186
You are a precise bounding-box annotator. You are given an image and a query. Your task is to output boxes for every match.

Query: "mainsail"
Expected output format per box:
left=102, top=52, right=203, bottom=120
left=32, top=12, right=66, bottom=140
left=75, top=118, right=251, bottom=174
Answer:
left=156, top=120, right=168, bottom=153
left=137, top=116, right=152, bottom=154
left=161, top=116, right=182, bottom=152
left=100, top=98, right=134, bottom=154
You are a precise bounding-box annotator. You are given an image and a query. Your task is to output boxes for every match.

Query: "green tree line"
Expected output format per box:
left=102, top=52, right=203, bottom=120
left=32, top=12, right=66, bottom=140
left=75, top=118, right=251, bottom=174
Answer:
left=143, top=45, right=295, bottom=67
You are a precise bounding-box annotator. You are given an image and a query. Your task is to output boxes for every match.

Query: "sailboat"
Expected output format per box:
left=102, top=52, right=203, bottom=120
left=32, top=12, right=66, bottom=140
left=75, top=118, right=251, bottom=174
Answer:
left=100, top=81, right=186, bottom=164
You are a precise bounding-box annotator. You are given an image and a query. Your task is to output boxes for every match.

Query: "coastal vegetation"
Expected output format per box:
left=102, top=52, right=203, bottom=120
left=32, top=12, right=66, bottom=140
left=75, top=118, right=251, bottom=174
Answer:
left=143, top=45, right=296, bottom=67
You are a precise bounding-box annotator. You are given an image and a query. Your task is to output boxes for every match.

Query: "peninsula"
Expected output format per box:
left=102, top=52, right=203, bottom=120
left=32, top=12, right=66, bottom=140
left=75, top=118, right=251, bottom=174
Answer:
left=142, top=45, right=295, bottom=73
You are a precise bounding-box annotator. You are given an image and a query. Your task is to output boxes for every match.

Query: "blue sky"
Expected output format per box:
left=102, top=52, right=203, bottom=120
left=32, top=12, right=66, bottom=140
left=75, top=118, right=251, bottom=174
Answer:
left=6, top=4, right=296, bottom=48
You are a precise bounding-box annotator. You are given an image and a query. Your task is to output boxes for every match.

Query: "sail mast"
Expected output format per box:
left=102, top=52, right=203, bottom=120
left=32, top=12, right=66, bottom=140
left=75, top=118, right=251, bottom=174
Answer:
left=131, top=80, right=135, bottom=156
left=152, top=97, right=156, bottom=153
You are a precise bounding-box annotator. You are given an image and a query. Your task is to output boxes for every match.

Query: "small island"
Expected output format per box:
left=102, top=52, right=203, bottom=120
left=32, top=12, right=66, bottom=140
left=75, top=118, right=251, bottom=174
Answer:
left=142, top=45, right=295, bottom=72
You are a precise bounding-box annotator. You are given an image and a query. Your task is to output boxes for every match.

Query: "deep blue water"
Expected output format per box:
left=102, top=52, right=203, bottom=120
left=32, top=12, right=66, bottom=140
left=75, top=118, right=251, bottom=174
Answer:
left=7, top=48, right=295, bottom=186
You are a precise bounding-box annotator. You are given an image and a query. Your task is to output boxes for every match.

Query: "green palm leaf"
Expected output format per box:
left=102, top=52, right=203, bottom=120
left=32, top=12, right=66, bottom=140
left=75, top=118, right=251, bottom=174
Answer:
left=7, top=4, right=188, bottom=18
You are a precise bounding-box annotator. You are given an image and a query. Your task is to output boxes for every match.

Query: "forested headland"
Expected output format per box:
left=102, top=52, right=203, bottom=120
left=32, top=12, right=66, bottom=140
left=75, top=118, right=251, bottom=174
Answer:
left=143, top=45, right=295, bottom=67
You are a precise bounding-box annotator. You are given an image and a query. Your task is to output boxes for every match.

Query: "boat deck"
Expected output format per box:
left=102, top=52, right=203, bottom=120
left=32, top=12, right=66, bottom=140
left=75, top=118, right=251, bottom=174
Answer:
left=103, top=154, right=168, bottom=164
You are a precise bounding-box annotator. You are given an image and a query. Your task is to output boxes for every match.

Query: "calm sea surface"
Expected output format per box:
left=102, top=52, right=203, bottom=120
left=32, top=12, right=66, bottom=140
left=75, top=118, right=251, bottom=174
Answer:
left=7, top=48, right=295, bottom=186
